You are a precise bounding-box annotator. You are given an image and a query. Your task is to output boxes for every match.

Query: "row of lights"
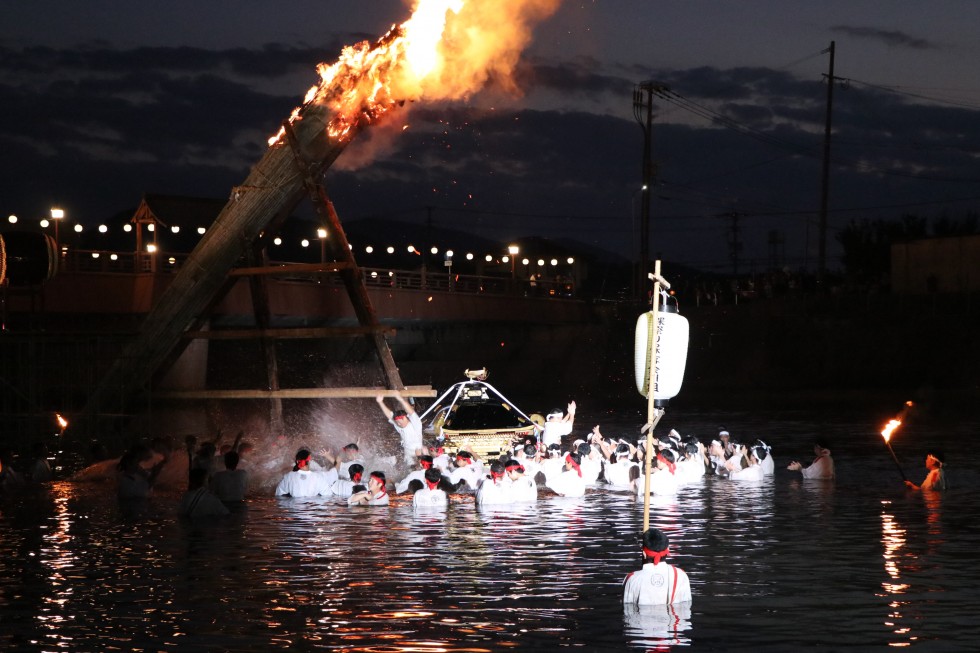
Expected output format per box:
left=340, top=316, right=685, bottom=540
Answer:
left=7, top=211, right=575, bottom=265
left=8, top=213, right=208, bottom=236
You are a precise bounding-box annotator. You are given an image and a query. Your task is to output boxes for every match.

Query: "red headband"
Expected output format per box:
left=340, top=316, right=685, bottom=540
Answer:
left=351, top=471, right=363, bottom=483
left=425, top=478, right=440, bottom=490
left=642, top=546, right=670, bottom=565
left=370, top=473, right=387, bottom=496
left=420, top=460, right=433, bottom=469
left=565, top=453, right=582, bottom=477
left=657, top=453, right=676, bottom=475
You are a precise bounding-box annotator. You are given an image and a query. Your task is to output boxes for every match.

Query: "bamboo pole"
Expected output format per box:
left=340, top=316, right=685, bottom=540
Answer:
left=642, top=259, right=664, bottom=532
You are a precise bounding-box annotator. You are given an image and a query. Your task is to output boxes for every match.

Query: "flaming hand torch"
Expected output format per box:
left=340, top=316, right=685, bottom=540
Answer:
left=880, top=401, right=913, bottom=482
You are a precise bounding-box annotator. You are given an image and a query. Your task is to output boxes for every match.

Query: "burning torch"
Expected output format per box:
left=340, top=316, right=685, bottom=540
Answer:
left=880, top=401, right=913, bottom=482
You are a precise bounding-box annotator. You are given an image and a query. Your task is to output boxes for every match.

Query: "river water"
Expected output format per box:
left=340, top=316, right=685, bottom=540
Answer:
left=2, top=409, right=978, bottom=652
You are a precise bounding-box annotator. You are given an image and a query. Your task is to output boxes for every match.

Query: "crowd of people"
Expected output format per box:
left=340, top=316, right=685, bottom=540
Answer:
left=4, top=396, right=949, bottom=611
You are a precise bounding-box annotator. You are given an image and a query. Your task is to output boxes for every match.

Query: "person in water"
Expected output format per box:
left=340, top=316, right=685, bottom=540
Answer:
left=348, top=471, right=390, bottom=506
left=179, top=467, right=230, bottom=518
left=504, top=459, right=537, bottom=502
left=117, top=443, right=169, bottom=500
left=476, top=461, right=512, bottom=506
left=905, top=450, right=947, bottom=491
left=376, top=392, right=423, bottom=465
left=787, top=440, right=834, bottom=479
left=540, top=401, right=576, bottom=449
left=275, top=449, right=332, bottom=498
left=396, top=455, right=434, bottom=494
left=413, top=467, right=448, bottom=509
left=623, top=528, right=693, bottom=605
left=210, top=450, right=248, bottom=503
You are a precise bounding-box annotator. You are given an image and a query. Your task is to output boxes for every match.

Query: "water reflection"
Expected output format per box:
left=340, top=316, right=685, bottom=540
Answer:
left=2, top=413, right=979, bottom=651
left=880, top=500, right=908, bottom=593
left=624, top=602, right=693, bottom=648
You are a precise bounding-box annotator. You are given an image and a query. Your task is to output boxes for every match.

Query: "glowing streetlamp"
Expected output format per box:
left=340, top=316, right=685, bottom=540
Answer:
left=508, top=245, right=519, bottom=280
left=50, top=207, right=65, bottom=248
left=317, top=227, right=328, bottom=262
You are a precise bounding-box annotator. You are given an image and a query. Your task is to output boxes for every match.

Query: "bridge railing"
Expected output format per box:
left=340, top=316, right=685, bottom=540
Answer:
left=59, top=249, right=576, bottom=298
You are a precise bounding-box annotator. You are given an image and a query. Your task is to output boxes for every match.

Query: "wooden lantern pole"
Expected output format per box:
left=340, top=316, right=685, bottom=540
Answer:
left=642, top=259, right=667, bottom=532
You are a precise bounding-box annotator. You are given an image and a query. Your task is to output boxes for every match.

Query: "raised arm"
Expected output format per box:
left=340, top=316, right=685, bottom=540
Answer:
left=395, top=392, right=415, bottom=415
left=375, top=394, right=393, bottom=420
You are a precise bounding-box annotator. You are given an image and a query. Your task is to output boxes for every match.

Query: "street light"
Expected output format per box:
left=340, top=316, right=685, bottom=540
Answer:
left=508, top=245, right=519, bottom=279
left=317, top=227, right=328, bottom=262
left=50, top=207, right=64, bottom=248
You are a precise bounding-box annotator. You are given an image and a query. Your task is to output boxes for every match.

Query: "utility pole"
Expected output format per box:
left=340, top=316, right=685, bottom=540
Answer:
left=633, top=81, right=667, bottom=301
left=725, top=208, right=743, bottom=276
left=818, top=41, right=835, bottom=277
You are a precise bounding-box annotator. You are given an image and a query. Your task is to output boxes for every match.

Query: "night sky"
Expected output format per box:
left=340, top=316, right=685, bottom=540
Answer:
left=3, top=0, right=980, bottom=272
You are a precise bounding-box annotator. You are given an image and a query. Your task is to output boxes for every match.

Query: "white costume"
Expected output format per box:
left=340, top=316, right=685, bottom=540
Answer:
left=542, top=420, right=573, bottom=448
left=395, top=469, right=427, bottom=494
left=338, top=459, right=365, bottom=480
left=759, top=453, right=775, bottom=476
left=518, top=456, right=543, bottom=482
left=431, top=453, right=452, bottom=472
left=506, top=476, right=538, bottom=502
left=448, top=463, right=484, bottom=491
left=580, top=455, right=603, bottom=485
left=709, top=454, right=729, bottom=477
left=635, top=469, right=679, bottom=496
left=390, top=412, right=424, bottom=463
left=675, top=458, right=705, bottom=484
left=275, top=470, right=330, bottom=497
left=413, top=486, right=448, bottom=509
left=623, top=562, right=693, bottom=605
left=477, top=479, right=512, bottom=506
left=540, top=456, right=566, bottom=485
left=604, top=458, right=639, bottom=488
left=549, top=469, right=586, bottom=497
left=801, top=453, right=834, bottom=479
left=329, top=477, right=358, bottom=498
left=349, top=489, right=389, bottom=506
left=729, top=464, right=764, bottom=482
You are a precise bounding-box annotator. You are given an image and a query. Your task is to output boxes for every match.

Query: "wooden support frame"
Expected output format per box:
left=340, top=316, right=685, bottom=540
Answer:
left=155, top=386, right=437, bottom=400
left=281, top=119, right=406, bottom=391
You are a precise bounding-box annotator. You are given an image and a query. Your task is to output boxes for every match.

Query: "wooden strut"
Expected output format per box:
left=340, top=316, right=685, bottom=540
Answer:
left=244, top=242, right=284, bottom=433
left=154, top=386, right=438, bottom=400
left=281, top=119, right=406, bottom=391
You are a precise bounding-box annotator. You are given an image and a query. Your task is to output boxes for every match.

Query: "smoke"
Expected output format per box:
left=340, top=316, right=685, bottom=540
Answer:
left=416, top=0, right=563, bottom=101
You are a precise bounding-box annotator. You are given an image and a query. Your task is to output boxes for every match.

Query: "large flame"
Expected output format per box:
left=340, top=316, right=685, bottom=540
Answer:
left=269, top=0, right=561, bottom=145
left=881, top=419, right=901, bottom=443
left=880, top=401, right=913, bottom=443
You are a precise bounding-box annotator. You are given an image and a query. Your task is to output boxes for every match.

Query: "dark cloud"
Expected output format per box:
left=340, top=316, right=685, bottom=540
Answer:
left=516, top=56, right=633, bottom=98
left=2, top=42, right=979, bottom=272
left=831, top=26, right=939, bottom=50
